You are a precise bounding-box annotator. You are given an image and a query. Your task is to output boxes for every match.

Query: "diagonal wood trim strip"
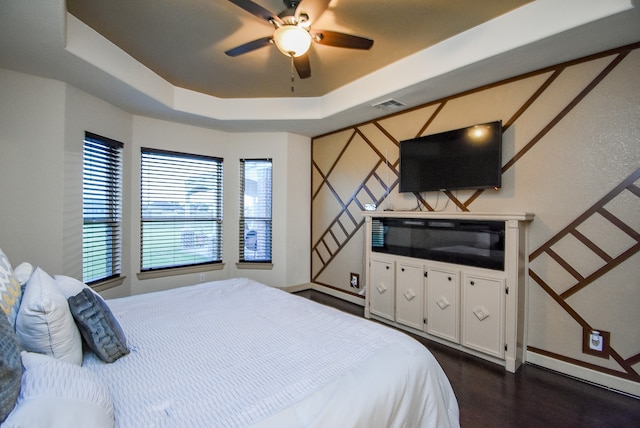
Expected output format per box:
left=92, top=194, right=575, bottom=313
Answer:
left=570, top=229, right=613, bottom=263
left=530, top=167, right=640, bottom=261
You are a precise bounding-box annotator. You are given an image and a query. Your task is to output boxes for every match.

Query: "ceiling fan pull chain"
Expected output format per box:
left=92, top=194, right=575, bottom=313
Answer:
left=290, top=55, right=295, bottom=93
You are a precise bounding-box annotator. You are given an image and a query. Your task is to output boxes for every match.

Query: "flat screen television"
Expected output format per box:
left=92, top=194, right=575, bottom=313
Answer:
left=399, top=120, right=502, bottom=192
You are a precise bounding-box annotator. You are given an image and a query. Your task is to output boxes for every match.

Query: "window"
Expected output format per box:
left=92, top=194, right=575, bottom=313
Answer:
left=83, top=132, right=123, bottom=285
left=141, top=148, right=223, bottom=271
left=239, top=159, right=272, bottom=263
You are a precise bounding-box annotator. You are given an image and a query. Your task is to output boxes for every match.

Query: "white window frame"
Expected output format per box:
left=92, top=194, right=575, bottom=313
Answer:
left=238, top=158, right=273, bottom=266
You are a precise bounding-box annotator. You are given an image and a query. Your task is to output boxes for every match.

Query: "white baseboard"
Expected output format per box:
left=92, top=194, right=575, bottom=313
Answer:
left=310, top=283, right=365, bottom=306
left=280, top=282, right=365, bottom=307
left=526, top=350, right=640, bottom=398
left=281, top=282, right=313, bottom=293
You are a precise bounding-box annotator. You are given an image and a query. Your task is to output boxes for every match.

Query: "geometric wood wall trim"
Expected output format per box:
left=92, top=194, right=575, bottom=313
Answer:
left=312, top=44, right=636, bottom=290
left=312, top=41, right=640, bottom=388
left=528, top=167, right=640, bottom=382
left=311, top=127, right=400, bottom=283
left=460, top=50, right=629, bottom=211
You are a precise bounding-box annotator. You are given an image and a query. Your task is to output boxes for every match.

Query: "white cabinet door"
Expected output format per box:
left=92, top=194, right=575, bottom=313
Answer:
left=461, top=274, right=505, bottom=358
left=395, top=262, right=424, bottom=330
left=369, top=258, right=395, bottom=321
left=426, top=268, right=460, bottom=343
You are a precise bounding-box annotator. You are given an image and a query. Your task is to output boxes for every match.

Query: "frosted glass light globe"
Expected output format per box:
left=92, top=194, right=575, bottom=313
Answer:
left=273, top=26, right=312, bottom=57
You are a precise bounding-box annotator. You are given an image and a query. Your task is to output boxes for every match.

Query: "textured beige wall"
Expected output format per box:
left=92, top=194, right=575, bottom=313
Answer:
left=311, top=45, right=640, bottom=391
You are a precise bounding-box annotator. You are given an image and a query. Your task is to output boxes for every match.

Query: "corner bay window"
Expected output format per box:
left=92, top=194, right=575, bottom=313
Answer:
left=141, top=148, right=223, bottom=271
left=239, top=159, right=272, bottom=263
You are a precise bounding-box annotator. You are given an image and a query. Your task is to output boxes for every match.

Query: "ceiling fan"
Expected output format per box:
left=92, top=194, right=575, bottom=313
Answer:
left=225, top=0, right=374, bottom=80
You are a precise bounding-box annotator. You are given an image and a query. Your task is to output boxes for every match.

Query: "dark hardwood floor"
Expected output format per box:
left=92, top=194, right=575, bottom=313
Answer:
left=295, top=289, right=640, bottom=427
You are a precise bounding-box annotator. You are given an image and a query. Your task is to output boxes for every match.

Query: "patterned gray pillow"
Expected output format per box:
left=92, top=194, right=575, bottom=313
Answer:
left=0, top=313, right=21, bottom=422
left=0, top=248, right=22, bottom=328
left=67, top=288, right=129, bottom=363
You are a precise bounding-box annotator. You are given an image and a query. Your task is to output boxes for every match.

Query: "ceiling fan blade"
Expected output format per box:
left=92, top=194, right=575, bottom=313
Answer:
left=293, top=54, right=311, bottom=79
left=225, top=36, right=273, bottom=57
left=227, top=0, right=282, bottom=26
left=311, top=30, right=374, bottom=50
left=294, top=0, right=330, bottom=25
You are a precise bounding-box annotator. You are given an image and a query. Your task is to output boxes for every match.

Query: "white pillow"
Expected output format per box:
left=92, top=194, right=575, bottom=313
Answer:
left=54, top=274, right=90, bottom=298
left=13, top=262, right=34, bottom=287
left=15, top=267, right=83, bottom=365
left=2, top=352, right=114, bottom=428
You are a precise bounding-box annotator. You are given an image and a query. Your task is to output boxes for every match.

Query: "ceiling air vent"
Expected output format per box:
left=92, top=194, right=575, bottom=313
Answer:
left=372, top=99, right=406, bottom=111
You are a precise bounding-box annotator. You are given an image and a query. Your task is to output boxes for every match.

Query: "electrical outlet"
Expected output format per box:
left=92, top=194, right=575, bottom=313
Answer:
left=350, top=273, right=360, bottom=289
left=589, top=331, right=603, bottom=351
left=582, top=328, right=610, bottom=359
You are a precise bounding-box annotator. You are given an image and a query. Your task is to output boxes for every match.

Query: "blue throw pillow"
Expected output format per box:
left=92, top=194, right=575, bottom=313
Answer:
left=67, top=288, right=129, bottom=363
left=0, top=313, right=21, bottom=422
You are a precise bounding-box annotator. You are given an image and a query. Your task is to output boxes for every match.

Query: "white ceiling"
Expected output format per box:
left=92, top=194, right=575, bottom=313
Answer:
left=1, top=0, right=639, bottom=137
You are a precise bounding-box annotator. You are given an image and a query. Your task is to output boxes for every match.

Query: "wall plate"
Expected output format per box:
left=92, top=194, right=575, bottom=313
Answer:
left=582, top=328, right=610, bottom=358
left=350, top=272, right=360, bottom=289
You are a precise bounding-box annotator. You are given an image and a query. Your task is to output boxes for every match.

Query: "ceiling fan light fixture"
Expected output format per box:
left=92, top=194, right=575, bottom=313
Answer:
left=273, top=25, right=312, bottom=57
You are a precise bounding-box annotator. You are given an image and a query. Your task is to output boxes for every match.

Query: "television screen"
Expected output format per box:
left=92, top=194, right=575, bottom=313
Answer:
left=399, top=121, right=502, bottom=192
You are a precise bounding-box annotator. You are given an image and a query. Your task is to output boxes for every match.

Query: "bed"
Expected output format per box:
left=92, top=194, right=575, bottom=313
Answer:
left=1, top=259, right=459, bottom=427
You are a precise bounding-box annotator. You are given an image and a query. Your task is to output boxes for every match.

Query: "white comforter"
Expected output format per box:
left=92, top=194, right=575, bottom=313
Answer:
left=83, top=278, right=459, bottom=427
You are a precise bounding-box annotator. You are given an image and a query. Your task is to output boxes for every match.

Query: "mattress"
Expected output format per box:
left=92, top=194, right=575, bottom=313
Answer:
left=83, top=278, right=459, bottom=427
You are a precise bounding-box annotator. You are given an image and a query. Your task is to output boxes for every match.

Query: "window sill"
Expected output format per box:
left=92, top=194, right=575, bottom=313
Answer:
left=90, top=276, right=125, bottom=292
left=137, top=263, right=225, bottom=280
left=236, top=262, right=273, bottom=270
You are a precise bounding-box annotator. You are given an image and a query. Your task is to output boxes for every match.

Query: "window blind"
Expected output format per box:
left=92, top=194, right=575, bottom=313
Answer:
left=83, top=132, right=123, bottom=284
left=141, top=148, right=223, bottom=271
left=239, top=159, right=272, bottom=263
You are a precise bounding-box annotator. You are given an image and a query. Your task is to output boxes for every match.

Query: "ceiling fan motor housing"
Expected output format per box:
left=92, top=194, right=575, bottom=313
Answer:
left=226, top=0, right=373, bottom=79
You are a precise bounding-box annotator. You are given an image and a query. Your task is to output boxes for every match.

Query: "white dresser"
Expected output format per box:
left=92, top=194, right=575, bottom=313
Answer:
left=364, top=211, right=533, bottom=372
